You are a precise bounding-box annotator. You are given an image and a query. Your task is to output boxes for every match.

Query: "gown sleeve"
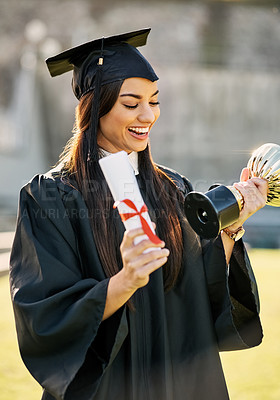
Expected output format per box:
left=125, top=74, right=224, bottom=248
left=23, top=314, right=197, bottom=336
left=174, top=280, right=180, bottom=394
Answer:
left=174, top=170, right=263, bottom=352
left=202, top=236, right=263, bottom=351
left=9, top=174, right=128, bottom=400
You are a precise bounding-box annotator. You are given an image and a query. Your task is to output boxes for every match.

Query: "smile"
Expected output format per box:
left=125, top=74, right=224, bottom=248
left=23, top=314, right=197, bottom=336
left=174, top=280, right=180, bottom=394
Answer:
left=128, top=127, right=149, bottom=136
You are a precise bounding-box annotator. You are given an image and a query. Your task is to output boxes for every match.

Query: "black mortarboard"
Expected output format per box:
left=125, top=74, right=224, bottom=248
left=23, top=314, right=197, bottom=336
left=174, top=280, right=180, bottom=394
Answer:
left=46, top=28, right=158, bottom=161
left=46, top=27, right=158, bottom=100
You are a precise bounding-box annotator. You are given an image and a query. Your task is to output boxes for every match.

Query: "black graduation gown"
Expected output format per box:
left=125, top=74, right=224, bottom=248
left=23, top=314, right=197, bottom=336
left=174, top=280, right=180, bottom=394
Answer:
left=9, top=167, right=263, bottom=400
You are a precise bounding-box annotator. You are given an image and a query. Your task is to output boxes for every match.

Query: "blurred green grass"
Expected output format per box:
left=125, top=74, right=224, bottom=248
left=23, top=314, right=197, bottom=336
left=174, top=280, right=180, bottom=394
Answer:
left=0, top=249, right=279, bottom=399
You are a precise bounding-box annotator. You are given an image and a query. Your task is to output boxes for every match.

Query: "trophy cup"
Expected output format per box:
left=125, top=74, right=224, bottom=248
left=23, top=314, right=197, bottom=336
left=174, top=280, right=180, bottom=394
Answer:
left=184, top=143, right=280, bottom=239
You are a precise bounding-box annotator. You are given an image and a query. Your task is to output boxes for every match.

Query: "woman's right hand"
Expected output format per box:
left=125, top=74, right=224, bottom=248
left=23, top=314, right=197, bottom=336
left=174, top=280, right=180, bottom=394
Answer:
left=102, top=226, right=169, bottom=320
left=119, top=226, right=170, bottom=292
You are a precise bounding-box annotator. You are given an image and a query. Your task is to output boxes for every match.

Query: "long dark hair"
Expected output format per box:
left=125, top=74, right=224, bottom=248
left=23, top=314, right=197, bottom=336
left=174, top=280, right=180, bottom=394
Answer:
left=60, top=80, right=183, bottom=291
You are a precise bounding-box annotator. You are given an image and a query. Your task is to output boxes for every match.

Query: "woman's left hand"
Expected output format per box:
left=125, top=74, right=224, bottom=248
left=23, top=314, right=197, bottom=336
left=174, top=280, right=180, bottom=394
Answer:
left=226, top=167, right=268, bottom=231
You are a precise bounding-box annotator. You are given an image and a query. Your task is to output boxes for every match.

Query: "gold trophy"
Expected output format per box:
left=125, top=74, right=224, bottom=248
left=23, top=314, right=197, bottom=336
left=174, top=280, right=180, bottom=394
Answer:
left=184, top=143, right=280, bottom=239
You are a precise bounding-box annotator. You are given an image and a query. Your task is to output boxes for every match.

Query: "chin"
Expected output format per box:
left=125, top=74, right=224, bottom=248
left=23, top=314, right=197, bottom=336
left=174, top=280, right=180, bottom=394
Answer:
left=131, top=142, right=149, bottom=153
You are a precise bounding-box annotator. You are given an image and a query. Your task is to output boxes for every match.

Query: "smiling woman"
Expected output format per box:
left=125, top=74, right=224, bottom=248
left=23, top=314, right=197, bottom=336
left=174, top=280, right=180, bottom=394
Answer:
left=9, top=28, right=267, bottom=400
left=98, top=78, right=160, bottom=153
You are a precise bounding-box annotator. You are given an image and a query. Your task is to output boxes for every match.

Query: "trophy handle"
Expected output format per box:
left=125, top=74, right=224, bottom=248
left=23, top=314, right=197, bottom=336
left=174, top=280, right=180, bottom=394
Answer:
left=247, top=142, right=280, bottom=206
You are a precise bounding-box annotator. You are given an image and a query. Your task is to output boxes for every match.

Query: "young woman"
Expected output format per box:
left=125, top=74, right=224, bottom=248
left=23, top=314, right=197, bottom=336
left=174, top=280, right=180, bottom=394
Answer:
left=10, top=28, right=267, bottom=400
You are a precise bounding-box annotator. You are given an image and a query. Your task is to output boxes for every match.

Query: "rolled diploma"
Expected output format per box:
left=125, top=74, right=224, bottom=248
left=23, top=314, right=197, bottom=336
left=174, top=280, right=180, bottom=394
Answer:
left=99, top=151, right=158, bottom=248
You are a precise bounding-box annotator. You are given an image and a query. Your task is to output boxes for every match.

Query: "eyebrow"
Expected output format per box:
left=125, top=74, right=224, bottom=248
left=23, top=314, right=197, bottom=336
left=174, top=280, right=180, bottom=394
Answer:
left=120, top=89, right=159, bottom=99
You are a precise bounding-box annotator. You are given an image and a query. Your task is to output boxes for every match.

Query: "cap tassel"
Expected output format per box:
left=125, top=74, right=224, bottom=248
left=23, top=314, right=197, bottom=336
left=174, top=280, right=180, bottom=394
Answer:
left=88, top=37, right=104, bottom=162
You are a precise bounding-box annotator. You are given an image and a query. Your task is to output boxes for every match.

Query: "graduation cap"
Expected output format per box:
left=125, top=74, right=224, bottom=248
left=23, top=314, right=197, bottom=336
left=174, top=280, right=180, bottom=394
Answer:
left=46, top=28, right=158, bottom=161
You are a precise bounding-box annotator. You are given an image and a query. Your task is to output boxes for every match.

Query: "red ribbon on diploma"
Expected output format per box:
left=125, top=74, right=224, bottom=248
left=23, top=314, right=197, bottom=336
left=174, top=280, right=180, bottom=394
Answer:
left=113, top=199, right=162, bottom=245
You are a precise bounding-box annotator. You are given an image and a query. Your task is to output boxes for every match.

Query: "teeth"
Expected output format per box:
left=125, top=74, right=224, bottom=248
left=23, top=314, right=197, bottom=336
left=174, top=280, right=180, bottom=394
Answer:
left=129, top=127, right=149, bottom=134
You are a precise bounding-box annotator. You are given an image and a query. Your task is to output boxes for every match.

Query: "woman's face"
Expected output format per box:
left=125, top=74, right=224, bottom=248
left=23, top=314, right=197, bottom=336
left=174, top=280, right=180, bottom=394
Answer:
left=97, top=77, right=160, bottom=153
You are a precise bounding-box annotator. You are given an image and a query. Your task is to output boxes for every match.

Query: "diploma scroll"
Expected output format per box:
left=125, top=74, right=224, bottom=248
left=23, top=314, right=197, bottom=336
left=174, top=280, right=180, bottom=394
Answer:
left=99, top=151, right=161, bottom=247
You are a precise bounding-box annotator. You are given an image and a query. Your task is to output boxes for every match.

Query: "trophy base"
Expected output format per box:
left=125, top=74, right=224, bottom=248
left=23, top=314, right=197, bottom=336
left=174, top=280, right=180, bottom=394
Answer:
left=184, top=185, right=241, bottom=239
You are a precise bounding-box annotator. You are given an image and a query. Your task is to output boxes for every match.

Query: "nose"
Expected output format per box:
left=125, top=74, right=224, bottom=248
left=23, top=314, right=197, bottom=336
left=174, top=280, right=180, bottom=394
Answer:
left=138, top=104, right=157, bottom=124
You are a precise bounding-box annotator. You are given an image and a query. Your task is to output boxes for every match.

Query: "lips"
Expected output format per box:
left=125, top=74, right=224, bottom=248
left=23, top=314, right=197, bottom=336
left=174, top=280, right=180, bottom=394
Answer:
left=128, top=127, right=149, bottom=139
